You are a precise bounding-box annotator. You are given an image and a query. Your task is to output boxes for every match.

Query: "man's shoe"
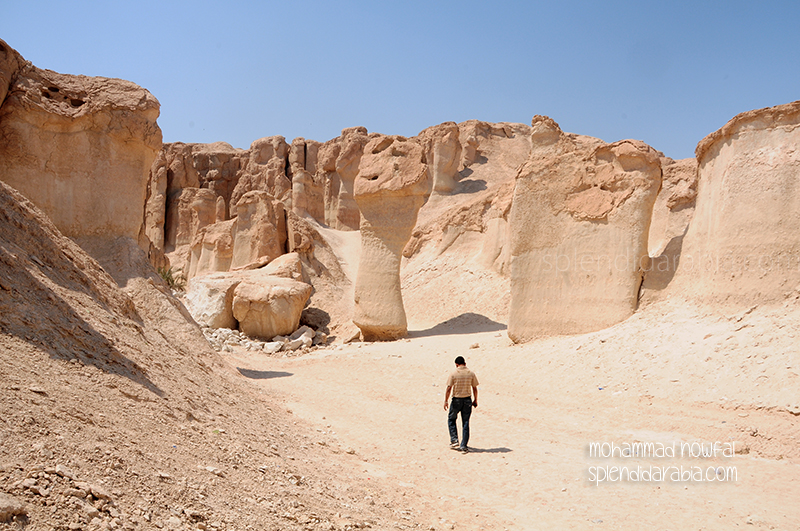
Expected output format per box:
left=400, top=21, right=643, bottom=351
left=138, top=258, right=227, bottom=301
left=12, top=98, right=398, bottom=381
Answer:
left=459, top=446, right=469, bottom=453
left=450, top=441, right=459, bottom=449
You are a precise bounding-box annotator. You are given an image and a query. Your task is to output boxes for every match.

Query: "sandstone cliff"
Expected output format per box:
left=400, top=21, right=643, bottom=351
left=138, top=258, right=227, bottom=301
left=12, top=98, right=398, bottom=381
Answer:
left=0, top=38, right=162, bottom=254
left=669, top=100, right=800, bottom=307
left=507, top=116, right=663, bottom=341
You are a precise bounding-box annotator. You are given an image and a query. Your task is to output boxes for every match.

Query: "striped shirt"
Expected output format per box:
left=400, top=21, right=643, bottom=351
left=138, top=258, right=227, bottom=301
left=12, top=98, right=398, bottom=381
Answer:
left=446, top=367, right=479, bottom=398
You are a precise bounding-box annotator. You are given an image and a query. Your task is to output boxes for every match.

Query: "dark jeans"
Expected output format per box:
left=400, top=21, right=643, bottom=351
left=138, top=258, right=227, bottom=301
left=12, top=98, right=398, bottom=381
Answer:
left=448, top=397, right=473, bottom=448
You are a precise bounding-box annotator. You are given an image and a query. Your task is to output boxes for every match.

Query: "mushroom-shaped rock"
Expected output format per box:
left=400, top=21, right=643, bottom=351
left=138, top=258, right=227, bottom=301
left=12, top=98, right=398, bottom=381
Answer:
left=232, top=277, right=313, bottom=339
left=508, top=116, right=662, bottom=342
left=353, top=135, right=430, bottom=340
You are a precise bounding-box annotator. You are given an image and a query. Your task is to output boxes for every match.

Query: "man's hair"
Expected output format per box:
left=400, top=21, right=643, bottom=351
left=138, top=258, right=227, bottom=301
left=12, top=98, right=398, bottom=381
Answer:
left=454, top=356, right=466, bottom=365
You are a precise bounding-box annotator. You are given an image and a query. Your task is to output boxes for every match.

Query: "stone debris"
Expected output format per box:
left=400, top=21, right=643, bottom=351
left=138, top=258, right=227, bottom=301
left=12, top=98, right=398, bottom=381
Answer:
left=202, top=324, right=326, bottom=355
left=8, top=466, right=130, bottom=528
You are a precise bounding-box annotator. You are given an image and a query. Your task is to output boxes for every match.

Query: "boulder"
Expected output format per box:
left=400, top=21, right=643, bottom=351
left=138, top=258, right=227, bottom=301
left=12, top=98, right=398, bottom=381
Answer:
left=507, top=116, right=662, bottom=342
left=670, top=100, right=800, bottom=306
left=183, top=272, right=242, bottom=329
left=261, top=252, right=307, bottom=282
left=232, top=277, right=313, bottom=339
left=282, top=325, right=315, bottom=351
left=0, top=40, right=162, bottom=245
left=353, top=135, right=430, bottom=340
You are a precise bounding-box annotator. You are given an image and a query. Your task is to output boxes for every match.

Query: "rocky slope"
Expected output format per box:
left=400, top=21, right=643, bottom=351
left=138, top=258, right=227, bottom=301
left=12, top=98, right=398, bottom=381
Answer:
left=0, top=180, right=424, bottom=530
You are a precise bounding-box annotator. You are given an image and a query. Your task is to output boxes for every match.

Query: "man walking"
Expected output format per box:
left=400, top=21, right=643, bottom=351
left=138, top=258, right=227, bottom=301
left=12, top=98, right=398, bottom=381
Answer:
left=443, top=356, right=479, bottom=453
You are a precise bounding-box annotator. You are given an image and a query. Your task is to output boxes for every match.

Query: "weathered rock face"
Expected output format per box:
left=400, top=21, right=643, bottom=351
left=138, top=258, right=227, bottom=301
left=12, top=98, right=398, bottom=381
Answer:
left=353, top=135, right=430, bottom=340
left=181, top=192, right=287, bottom=279
left=289, top=137, right=326, bottom=220
left=418, top=122, right=462, bottom=194
left=188, top=219, right=235, bottom=279
left=641, top=157, right=698, bottom=295
left=166, top=188, right=218, bottom=252
left=0, top=39, right=22, bottom=108
left=321, top=127, right=371, bottom=230
left=230, top=191, right=286, bottom=270
left=398, top=120, right=531, bottom=328
left=508, top=116, right=662, bottom=342
left=670, top=101, right=800, bottom=306
left=232, top=136, right=291, bottom=208
left=232, top=276, right=313, bottom=339
left=183, top=272, right=241, bottom=329
left=0, top=39, right=162, bottom=245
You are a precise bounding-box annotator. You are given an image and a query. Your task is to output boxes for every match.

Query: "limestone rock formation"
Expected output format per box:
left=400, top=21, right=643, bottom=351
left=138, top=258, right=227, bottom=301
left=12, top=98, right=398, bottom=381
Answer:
left=320, top=127, right=371, bottom=230
left=188, top=219, right=235, bottom=279
left=166, top=188, right=218, bottom=253
left=508, top=116, right=662, bottom=342
left=353, top=135, right=430, bottom=340
left=641, top=157, right=698, bottom=296
left=399, top=120, right=532, bottom=327
left=232, top=136, right=292, bottom=208
left=230, top=191, right=286, bottom=270
left=0, top=39, right=162, bottom=246
left=261, top=252, right=307, bottom=282
left=183, top=272, right=241, bottom=329
left=670, top=100, right=800, bottom=306
left=232, top=276, right=313, bottom=339
left=418, top=122, right=462, bottom=194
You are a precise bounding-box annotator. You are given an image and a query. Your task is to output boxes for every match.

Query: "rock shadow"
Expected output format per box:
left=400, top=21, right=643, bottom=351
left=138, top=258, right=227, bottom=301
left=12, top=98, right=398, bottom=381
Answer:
left=409, top=313, right=507, bottom=338
left=300, top=307, right=331, bottom=335
left=236, top=368, right=293, bottom=380
left=453, top=178, right=488, bottom=195
left=642, top=233, right=685, bottom=292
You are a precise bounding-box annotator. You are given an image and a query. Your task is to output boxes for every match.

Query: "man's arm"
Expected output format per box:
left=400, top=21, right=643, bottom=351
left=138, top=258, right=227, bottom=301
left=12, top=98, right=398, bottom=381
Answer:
left=443, top=385, right=452, bottom=410
left=472, top=386, right=478, bottom=408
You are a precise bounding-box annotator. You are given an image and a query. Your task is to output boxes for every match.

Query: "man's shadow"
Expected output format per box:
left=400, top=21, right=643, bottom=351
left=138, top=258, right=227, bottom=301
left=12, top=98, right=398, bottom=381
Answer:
left=461, top=447, right=513, bottom=454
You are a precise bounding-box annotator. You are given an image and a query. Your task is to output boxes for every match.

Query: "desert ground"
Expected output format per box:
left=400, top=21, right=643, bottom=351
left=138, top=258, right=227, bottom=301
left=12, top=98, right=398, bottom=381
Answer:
left=226, top=294, right=800, bottom=530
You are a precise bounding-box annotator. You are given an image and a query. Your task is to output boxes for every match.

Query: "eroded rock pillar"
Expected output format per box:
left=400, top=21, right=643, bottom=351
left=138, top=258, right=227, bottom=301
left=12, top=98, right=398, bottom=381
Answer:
left=353, top=136, right=430, bottom=340
left=508, top=116, right=662, bottom=342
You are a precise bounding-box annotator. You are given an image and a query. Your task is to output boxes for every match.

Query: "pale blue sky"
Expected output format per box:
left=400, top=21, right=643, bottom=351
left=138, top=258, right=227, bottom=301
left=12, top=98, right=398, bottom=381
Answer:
left=3, top=1, right=799, bottom=159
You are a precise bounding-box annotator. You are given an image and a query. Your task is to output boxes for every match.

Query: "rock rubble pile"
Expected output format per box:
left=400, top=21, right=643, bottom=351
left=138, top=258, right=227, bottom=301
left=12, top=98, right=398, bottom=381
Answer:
left=202, top=325, right=327, bottom=355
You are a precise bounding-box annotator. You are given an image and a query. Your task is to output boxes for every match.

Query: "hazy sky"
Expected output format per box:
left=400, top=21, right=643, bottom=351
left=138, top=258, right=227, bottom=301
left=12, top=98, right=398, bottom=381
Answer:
left=3, top=1, right=799, bottom=159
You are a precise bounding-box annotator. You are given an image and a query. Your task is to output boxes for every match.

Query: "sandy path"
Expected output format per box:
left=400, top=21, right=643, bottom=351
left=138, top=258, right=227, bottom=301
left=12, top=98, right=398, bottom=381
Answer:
left=229, top=326, right=800, bottom=530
